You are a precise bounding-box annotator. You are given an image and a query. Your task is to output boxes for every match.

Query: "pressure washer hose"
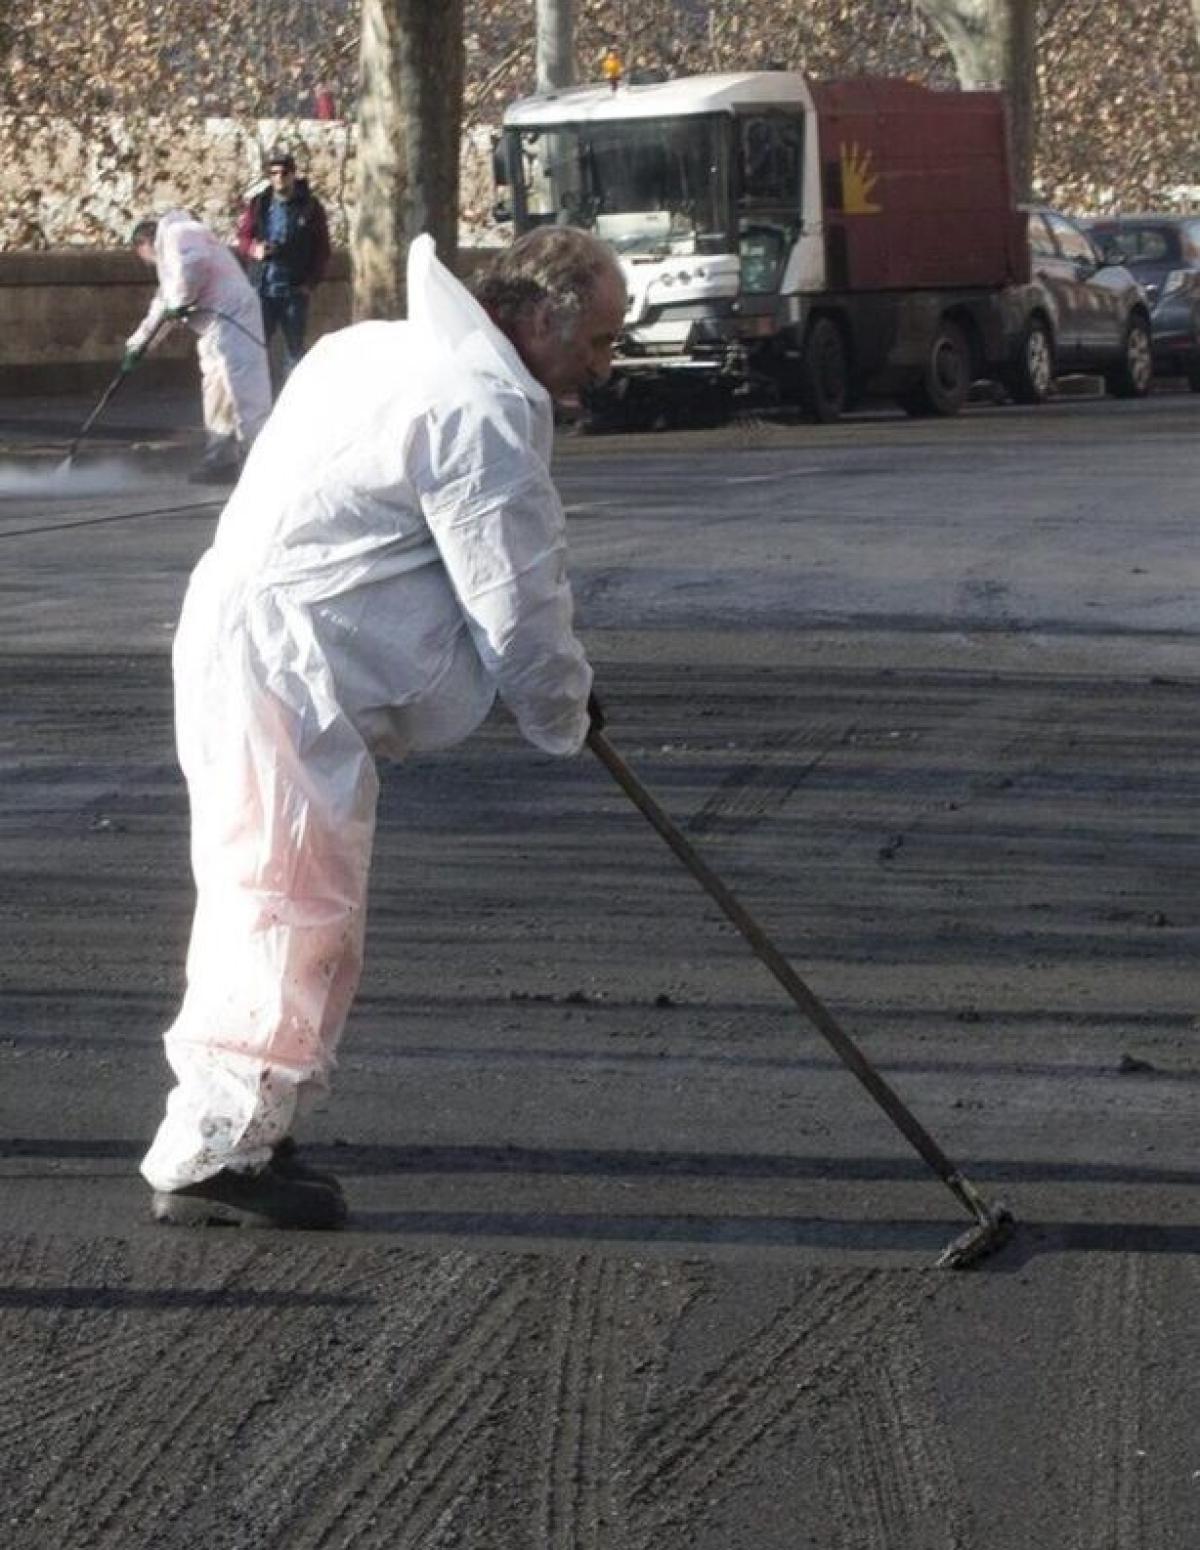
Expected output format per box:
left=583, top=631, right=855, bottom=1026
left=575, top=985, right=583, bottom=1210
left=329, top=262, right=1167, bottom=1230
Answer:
left=184, top=305, right=267, bottom=351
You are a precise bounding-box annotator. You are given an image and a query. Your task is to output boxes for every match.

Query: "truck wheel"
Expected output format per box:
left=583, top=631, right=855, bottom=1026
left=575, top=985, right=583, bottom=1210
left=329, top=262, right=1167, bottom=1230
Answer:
left=900, top=319, right=971, bottom=417
left=799, top=317, right=849, bottom=422
left=1105, top=317, right=1153, bottom=399
left=1006, top=318, right=1055, bottom=404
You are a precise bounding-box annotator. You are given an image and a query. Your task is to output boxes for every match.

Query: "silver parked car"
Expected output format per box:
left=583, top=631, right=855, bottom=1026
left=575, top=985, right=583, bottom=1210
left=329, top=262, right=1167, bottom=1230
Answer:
left=1000, top=207, right=1154, bottom=404
left=1082, top=214, right=1200, bottom=390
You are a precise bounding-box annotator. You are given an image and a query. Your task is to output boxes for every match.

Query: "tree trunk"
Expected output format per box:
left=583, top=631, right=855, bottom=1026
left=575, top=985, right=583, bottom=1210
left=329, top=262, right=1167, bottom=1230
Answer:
left=915, top=0, right=1007, bottom=86
left=1004, top=0, right=1036, bottom=202
left=352, top=0, right=465, bottom=321
left=914, top=0, right=1036, bottom=201
left=536, top=0, right=574, bottom=93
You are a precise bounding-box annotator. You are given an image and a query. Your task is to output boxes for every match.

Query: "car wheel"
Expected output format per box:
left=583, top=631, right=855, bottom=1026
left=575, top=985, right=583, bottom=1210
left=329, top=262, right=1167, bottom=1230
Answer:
left=798, top=316, right=849, bottom=422
left=900, top=318, right=971, bottom=417
left=1006, top=317, right=1055, bottom=404
left=1105, top=317, right=1153, bottom=398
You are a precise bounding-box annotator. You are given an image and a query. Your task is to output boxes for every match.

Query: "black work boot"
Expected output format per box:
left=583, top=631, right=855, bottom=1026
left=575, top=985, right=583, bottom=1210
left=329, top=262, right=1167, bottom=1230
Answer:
left=187, top=457, right=240, bottom=486
left=151, top=1158, right=348, bottom=1230
left=271, top=1136, right=345, bottom=1196
left=187, top=436, right=241, bottom=486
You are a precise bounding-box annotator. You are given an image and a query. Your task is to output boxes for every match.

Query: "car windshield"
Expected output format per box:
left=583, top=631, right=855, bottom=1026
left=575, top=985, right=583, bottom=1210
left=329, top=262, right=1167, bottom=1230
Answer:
left=505, top=115, right=731, bottom=256
left=1094, top=225, right=1180, bottom=264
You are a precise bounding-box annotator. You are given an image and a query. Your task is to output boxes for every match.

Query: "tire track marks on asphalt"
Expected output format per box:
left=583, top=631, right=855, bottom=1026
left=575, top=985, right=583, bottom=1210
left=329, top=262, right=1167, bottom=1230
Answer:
left=533, top=1256, right=636, bottom=1550
left=823, top=1324, right=974, bottom=1549
left=212, top=1250, right=475, bottom=1542
left=48, top=1243, right=347, bottom=1550
left=628, top=1271, right=953, bottom=1547
left=0, top=1236, right=164, bottom=1447
left=286, top=1256, right=531, bottom=1550
left=2, top=1238, right=316, bottom=1547
left=689, top=723, right=852, bottom=837
left=628, top=1269, right=877, bottom=1534
left=1067, top=1256, right=1150, bottom=1550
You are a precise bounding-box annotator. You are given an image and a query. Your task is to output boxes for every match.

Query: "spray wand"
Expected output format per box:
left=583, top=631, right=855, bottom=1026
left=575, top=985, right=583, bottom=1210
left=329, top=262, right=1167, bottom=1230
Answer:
left=56, top=313, right=173, bottom=472
left=57, top=303, right=267, bottom=474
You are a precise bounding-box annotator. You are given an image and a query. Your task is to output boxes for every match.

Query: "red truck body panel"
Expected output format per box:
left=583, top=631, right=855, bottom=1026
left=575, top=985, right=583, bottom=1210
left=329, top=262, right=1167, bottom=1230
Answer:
left=807, top=78, right=1030, bottom=292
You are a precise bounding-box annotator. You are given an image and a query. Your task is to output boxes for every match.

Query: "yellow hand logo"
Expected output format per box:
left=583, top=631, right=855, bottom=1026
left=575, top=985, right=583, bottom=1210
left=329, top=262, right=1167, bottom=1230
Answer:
left=841, top=142, right=882, bottom=214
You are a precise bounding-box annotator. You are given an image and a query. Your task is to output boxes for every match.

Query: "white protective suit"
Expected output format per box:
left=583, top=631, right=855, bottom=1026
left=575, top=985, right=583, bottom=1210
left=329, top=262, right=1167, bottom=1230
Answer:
left=127, top=210, right=272, bottom=453
left=141, top=235, right=593, bottom=1191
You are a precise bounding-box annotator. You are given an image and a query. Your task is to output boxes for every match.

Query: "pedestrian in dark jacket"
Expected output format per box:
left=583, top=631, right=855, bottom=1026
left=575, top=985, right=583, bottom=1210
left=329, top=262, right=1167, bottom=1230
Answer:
left=236, top=145, right=331, bottom=381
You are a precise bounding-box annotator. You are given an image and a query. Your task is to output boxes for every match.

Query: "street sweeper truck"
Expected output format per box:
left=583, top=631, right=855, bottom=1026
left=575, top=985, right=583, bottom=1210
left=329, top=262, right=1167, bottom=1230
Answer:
left=496, top=66, right=1033, bottom=422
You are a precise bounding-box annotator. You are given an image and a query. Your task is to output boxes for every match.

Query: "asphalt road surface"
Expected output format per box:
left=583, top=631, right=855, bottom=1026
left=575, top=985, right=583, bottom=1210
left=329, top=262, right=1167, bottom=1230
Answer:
left=2, top=387, right=1199, bottom=1548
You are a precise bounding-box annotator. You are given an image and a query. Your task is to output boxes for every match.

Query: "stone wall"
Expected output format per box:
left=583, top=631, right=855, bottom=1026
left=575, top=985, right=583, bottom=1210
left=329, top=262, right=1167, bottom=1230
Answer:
left=0, top=246, right=497, bottom=396
left=0, top=247, right=355, bottom=395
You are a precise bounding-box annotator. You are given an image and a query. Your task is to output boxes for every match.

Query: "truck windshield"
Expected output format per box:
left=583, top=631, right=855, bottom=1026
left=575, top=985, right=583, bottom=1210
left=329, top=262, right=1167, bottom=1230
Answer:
left=505, top=116, right=730, bottom=255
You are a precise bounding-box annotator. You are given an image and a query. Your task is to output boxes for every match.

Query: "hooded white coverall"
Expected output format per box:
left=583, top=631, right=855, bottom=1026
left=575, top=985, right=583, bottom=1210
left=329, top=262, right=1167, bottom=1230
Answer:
left=127, top=209, right=272, bottom=455
left=141, top=236, right=593, bottom=1191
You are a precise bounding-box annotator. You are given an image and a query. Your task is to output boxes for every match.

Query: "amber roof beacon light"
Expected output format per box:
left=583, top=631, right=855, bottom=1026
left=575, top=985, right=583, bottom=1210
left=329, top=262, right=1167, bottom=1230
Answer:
left=601, top=46, right=623, bottom=91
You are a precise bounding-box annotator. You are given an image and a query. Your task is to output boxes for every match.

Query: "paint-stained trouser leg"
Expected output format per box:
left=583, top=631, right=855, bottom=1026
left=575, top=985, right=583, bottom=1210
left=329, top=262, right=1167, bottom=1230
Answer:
left=141, top=676, right=380, bottom=1192
left=199, top=320, right=272, bottom=454
left=199, top=331, right=237, bottom=457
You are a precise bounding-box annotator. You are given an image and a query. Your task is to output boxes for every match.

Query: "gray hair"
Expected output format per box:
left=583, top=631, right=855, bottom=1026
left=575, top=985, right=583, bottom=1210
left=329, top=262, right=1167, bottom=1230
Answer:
left=474, top=226, right=624, bottom=340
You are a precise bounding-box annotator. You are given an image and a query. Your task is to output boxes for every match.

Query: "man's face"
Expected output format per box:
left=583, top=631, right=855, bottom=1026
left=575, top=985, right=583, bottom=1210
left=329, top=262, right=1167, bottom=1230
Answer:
left=134, top=239, right=156, bottom=269
left=512, top=267, right=627, bottom=401
left=268, top=163, right=296, bottom=197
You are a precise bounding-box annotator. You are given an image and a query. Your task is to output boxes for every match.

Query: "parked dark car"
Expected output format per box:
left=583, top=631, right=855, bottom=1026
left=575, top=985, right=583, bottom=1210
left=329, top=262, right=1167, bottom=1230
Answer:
left=1081, top=214, right=1200, bottom=390
left=998, top=207, right=1153, bottom=403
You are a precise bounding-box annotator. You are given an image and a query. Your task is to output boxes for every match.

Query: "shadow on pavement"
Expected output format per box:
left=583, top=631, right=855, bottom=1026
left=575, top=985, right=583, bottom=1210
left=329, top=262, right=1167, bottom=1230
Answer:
left=4, top=1136, right=1200, bottom=1191
left=0, top=1286, right=367, bottom=1311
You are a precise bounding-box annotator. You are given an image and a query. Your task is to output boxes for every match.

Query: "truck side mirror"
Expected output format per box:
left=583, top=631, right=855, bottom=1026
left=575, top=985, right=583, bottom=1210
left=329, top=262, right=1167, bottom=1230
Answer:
left=491, top=135, right=509, bottom=189
left=493, top=198, right=513, bottom=224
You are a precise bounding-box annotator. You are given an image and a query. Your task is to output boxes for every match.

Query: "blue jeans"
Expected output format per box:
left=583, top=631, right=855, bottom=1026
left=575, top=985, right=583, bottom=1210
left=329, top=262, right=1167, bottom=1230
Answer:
left=261, top=290, right=310, bottom=381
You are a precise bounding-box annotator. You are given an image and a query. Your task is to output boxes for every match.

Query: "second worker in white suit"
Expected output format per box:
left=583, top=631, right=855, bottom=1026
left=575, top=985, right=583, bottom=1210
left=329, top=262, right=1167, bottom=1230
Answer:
left=142, top=226, right=627, bottom=1227
left=127, top=210, right=273, bottom=483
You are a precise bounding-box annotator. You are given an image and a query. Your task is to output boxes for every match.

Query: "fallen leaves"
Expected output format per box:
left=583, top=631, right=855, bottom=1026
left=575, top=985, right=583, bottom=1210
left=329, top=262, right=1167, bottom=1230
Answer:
left=1, top=0, right=1196, bottom=249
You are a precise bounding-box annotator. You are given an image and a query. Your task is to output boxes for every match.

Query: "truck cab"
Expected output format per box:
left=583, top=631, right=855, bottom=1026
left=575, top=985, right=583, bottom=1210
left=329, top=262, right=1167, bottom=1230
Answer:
left=499, top=75, right=819, bottom=405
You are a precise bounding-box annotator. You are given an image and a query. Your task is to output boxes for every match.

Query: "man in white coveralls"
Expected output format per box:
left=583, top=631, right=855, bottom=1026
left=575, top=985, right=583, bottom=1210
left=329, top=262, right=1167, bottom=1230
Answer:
left=142, top=227, right=627, bottom=1228
left=128, top=211, right=273, bottom=483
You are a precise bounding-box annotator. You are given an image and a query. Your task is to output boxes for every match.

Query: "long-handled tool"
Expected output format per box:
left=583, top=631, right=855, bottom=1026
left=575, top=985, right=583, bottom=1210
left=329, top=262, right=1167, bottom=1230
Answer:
left=57, top=315, right=171, bottom=473
left=588, top=727, right=1014, bottom=1269
left=57, top=305, right=266, bottom=477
